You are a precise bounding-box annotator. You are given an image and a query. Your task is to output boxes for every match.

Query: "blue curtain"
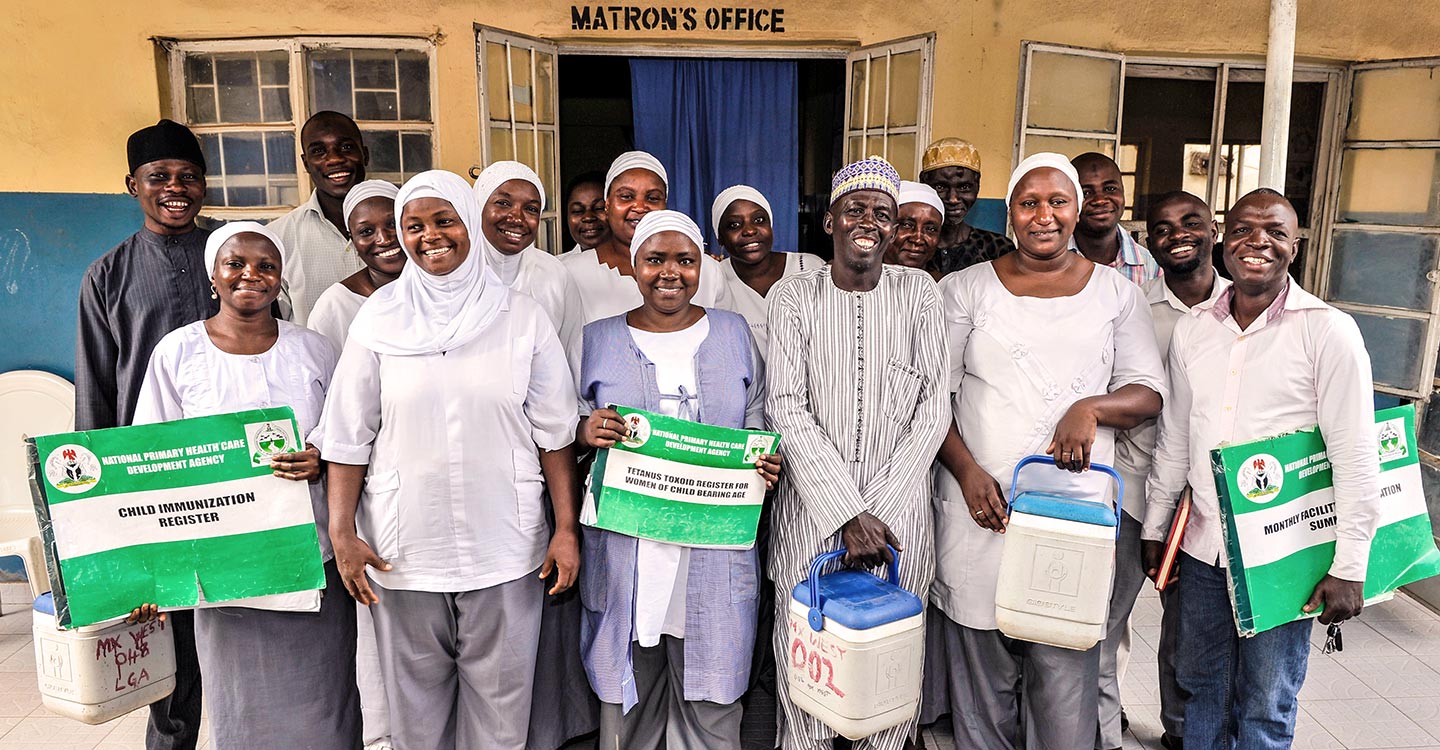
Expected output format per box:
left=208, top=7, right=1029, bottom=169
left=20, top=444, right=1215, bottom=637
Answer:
left=630, top=59, right=799, bottom=255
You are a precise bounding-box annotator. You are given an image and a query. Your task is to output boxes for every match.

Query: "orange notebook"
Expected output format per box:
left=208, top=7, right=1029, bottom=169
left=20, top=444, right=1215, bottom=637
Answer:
left=1155, top=489, right=1191, bottom=592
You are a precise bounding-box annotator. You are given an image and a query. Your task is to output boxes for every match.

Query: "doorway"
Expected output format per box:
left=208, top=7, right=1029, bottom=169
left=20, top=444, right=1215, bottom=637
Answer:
left=557, top=55, right=845, bottom=258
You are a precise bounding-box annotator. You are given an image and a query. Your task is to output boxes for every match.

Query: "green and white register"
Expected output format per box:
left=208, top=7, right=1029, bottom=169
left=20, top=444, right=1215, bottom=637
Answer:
left=1214, top=404, right=1440, bottom=636
left=582, top=405, right=780, bottom=549
left=27, top=407, right=325, bottom=628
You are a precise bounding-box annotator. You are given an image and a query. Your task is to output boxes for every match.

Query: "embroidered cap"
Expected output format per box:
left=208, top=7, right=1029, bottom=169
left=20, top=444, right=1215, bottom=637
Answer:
left=830, top=156, right=901, bottom=206
left=921, top=137, right=982, bottom=176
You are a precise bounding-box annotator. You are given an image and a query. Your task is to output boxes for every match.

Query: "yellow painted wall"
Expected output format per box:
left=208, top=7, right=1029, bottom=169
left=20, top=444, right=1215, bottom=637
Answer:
left=7, top=0, right=1440, bottom=198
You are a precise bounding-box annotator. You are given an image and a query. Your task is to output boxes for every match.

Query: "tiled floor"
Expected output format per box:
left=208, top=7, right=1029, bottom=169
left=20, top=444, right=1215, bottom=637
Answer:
left=2, top=582, right=1440, bottom=748
left=919, top=586, right=1440, bottom=750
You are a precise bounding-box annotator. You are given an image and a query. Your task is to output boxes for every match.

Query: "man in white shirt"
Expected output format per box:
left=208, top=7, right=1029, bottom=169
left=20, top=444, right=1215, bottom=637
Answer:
left=268, top=110, right=369, bottom=325
left=1101, top=191, right=1228, bottom=750
left=1143, top=189, right=1380, bottom=750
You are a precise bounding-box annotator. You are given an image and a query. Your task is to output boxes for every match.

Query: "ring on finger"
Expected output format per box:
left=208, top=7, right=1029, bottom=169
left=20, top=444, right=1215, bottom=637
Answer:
left=974, top=508, right=985, bottom=517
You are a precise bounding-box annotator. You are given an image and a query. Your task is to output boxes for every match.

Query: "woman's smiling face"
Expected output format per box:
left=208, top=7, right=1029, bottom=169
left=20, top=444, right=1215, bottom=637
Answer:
left=401, top=197, right=471, bottom=276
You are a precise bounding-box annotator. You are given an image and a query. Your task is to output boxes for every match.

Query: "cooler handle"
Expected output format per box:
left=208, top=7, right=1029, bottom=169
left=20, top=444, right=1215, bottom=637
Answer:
left=806, top=546, right=901, bottom=632
left=1008, top=455, right=1125, bottom=540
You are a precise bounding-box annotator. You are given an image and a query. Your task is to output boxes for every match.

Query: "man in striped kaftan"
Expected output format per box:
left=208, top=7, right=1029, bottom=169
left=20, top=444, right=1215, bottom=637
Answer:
left=765, top=157, right=950, bottom=750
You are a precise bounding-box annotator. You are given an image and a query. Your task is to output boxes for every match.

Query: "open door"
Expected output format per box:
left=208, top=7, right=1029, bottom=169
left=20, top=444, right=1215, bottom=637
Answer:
left=1015, top=42, right=1125, bottom=162
left=1318, top=58, right=1440, bottom=401
left=475, top=25, right=563, bottom=252
left=841, top=34, right=935, bottom=180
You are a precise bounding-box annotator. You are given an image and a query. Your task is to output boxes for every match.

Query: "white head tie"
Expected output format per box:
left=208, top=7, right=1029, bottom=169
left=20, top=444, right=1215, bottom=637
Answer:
left=709, top=185, right=772, bottom=239
left=898, top=180, right=944, bottom=218
left=204, top=221, right=284, bottom=277
left=1005, top=152, right=1084, bottom=208
left=629, top=209, right=705, bottom=267
left=604, top=151, right=669, bottom=197
left=342, top=180, right=400, bottom=229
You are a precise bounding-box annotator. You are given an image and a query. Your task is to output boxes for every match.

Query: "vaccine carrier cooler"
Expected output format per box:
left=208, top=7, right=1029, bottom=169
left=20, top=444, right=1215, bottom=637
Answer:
left=31, top=593, right=176, bottom=723
left=786, top=548, right=924, bottom=740
left=995, top=455, right=1124, bottom=651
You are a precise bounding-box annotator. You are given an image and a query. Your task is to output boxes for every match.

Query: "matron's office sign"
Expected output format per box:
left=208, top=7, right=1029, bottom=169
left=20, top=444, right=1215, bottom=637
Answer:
left=570, top=5, right=787, bottom=32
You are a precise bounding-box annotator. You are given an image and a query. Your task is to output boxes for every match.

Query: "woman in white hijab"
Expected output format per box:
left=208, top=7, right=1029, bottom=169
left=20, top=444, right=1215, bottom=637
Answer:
left=318, top=170, right=582, bottom=750
left=472, top=161, right=585, bottom=370
left=470, top=161, right=598, bottom=749
left=559, top=150, right=735, bottom=327
left=711, top=184, right=824, bottom=359
left=924, top=153, right=1165, bottom=750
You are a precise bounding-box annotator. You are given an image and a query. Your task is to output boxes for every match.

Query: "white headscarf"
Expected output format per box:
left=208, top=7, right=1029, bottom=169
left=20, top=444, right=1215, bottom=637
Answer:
left=1005, top=152, right=1084, bottom=208
left=472, top=161, right=546, bottom=285
left=629, top=210, right=705, bottom=267
left=347, top=170, right=508, bottom=356
left=604, top=151, right=668, bottom=197
left=709, top=185, right=772, bottom=239
left=342, top=180, right=400, bottom=229
left=898, top=180, right=944, bottom=218
left=204, top=221, right=284, bottom=277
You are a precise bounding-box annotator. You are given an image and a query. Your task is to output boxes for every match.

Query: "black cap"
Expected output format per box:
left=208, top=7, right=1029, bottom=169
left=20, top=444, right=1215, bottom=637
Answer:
left=127, top=119, right=206, bottom=174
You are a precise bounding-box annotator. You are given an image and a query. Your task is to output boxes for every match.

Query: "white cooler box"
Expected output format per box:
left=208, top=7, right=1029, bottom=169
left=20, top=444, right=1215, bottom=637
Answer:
left=32, top=593, right=176, bottom=723
left=786, top=548, right=924, bottom=740
left=995, top=456, right=1124, bottom=651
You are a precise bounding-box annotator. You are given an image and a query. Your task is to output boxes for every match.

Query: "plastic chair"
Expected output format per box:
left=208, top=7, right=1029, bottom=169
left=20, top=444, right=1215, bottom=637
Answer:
left=0, top=370, right=73, bottom=605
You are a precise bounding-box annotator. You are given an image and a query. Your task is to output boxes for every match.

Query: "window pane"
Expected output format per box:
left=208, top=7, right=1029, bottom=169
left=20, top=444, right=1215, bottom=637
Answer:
left=1024, top=135, right=1114, bottom=161
left=538, top=130, right=557, bottom=206
left=215, top=57, right=262, bottom=123
left=401, top=132, right=433, bottom=177
left=864, top=134, right=886, bottom=161
left=368, top=131, right=401, bottom=178
left=188, top=86, right=218, bottom=124
left=185, top=54, right=213, bottom=83
left=264, top=132, right=296, bottom=176
left=848, top=59, right=867, bottom=130
left=1027, top=50, right=1119, bottom=133
left=259, top=56, right=289, bottom=87
left=888, top=133, right=917, bottom=180
left=1350, top=312, right=1427, bottom=391
left=491, top=126, right=514, bottom=161
left=486, top=42, right=512, bottom=122
left=887, top=51, right=921, bottom=128
left=866, top=55, right=889, bottom=132
left=1338, top=148, right=1440, bottom=226
left=510, top=46, right=535, bottom=124
left=535, top=51, right=556, bottom=126
left=1349, top=66, right=1440, bottom=142
left=398, top=54, right=431, bottom=121
left=198, top=131, right=296, bottom=208
left=1120, top=71, right=1216, bottom=219
left=516, top=127, right=537, bottom=168
left=308, top=51, right=354, bottom=116
left=261, top=87, right=292, bottom=123
left=846, top=135, right=862, bottom=163
left=352, top=50, right=396, bottom=89
left=1221, top=80, right=1324, bottom=226
left=1327, top=229, right=1440, bottom=311
left=355, top=90, right=399, bottom=120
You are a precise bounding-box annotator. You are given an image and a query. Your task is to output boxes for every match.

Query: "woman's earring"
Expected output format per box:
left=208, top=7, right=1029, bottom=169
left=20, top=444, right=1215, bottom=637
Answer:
left=210, top=285, right=218, bottom=300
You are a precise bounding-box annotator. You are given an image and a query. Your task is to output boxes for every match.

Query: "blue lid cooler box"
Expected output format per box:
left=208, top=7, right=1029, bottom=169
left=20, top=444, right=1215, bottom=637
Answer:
left=995, top=456, right=1124, bottom=651
left=785, top=548, right=924, bottom=740
left=31, top=593, right=176, bottom=723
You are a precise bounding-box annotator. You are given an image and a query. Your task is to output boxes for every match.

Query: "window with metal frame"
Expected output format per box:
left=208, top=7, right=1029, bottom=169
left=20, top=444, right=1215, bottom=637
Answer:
left=161, top=37, right=437, bottom=218
left=1320, top=58, right=1440, bottom=399
left=842, top=34, right=934, bottom=180
left=1116, top=62, right=1339, bottom=251
left=1015, top=42, right=1124, bottom=164
left=474, top=26, right=562, bottom=253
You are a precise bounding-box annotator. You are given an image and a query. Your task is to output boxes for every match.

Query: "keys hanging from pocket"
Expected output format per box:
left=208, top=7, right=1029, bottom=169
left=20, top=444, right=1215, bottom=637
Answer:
left=1322, top=622, right=1344, bottom=654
